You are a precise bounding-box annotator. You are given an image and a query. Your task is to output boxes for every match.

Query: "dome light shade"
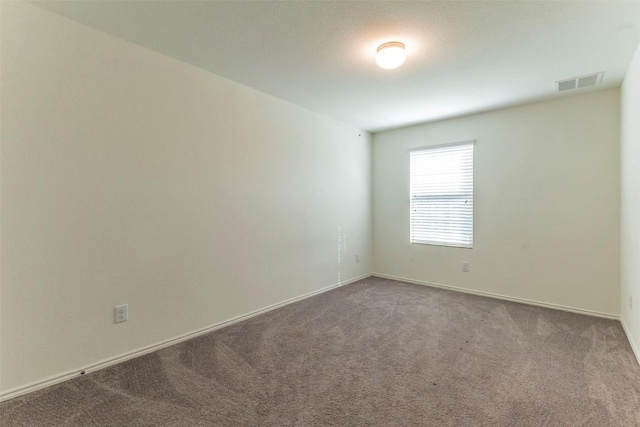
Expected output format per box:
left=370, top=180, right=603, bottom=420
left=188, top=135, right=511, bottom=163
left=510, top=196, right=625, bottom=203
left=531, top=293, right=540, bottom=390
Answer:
left=376, top=42, right=406, bottom=69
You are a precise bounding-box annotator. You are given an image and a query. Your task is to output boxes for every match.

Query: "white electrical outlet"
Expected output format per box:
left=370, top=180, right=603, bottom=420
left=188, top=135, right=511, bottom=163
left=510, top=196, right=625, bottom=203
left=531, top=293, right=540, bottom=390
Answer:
left=115, top=304, right=128, bottom=323
left=462, top=262, right=469, bottom=272
left=630, top=295, right=633, bottom=310
left=356, top=253, right=360, bottom=263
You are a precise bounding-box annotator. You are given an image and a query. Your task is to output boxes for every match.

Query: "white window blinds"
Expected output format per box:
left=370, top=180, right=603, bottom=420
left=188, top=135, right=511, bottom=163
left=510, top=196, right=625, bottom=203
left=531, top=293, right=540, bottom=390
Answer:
left=409, top=141, right=474, bottom=248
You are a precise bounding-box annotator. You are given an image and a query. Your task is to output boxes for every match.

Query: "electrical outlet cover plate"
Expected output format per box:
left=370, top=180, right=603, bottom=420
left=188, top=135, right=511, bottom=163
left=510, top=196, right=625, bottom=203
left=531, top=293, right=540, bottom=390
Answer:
left=115, top=304, right=128, bottom=323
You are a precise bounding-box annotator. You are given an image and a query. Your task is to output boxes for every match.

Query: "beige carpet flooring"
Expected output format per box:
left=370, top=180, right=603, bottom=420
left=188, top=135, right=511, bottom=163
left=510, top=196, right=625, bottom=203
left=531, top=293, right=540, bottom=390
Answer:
left=2, top=276, right=639, bottom=426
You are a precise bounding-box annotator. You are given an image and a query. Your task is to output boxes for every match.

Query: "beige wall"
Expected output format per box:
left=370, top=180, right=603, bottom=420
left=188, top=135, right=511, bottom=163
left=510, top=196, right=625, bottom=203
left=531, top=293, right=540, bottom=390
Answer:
left=373, top=90, right=621, bottom=316
left=0, top=2, right=372, bottom=396
left=621, top=42, right=640, bottom=360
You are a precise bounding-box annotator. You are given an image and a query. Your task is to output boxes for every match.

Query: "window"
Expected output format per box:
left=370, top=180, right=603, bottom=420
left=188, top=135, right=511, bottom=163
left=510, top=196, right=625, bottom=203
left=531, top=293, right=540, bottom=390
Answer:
left=409, top=141, right=474, bottom=248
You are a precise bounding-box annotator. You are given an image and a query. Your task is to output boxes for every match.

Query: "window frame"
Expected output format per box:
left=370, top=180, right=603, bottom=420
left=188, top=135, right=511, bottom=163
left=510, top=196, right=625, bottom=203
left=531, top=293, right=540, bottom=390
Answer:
left=408, top=140, right=475, bottom=249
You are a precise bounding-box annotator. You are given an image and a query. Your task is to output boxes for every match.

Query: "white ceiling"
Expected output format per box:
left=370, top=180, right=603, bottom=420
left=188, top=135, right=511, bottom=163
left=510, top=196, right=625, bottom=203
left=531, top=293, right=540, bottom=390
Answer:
left=32, top=1, right=640, bottom=132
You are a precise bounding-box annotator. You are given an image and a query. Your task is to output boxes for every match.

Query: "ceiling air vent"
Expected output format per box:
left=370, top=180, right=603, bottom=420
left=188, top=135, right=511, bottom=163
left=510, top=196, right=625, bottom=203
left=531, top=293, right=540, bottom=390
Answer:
left=556, top=72, right=604, bottom=92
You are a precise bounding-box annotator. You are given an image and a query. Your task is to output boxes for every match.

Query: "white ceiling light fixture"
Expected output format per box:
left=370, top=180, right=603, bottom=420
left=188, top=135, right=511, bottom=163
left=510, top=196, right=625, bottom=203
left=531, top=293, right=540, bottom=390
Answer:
left=376, top=41, right=406, bottom=70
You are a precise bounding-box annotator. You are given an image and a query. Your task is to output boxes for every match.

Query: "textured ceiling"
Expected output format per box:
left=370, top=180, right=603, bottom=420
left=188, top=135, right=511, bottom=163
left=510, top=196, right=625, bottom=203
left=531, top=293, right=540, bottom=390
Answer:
left=32, top=1, right=640, bottom=132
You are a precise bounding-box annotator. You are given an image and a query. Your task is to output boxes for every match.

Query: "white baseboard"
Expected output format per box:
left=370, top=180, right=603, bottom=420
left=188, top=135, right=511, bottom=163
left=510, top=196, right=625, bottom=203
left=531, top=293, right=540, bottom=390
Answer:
left=620, top=317, right=640, bottom=366
left=5, top=272, right=630, bottom=401
left=372, top=272, right=619, bottom=320
left=0, top=273, right=371, bottom=402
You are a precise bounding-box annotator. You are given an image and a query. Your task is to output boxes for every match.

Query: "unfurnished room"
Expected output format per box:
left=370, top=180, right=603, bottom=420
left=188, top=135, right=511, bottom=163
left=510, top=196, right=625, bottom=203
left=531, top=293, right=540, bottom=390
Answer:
left=1, top=1, right=640, bottom=426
